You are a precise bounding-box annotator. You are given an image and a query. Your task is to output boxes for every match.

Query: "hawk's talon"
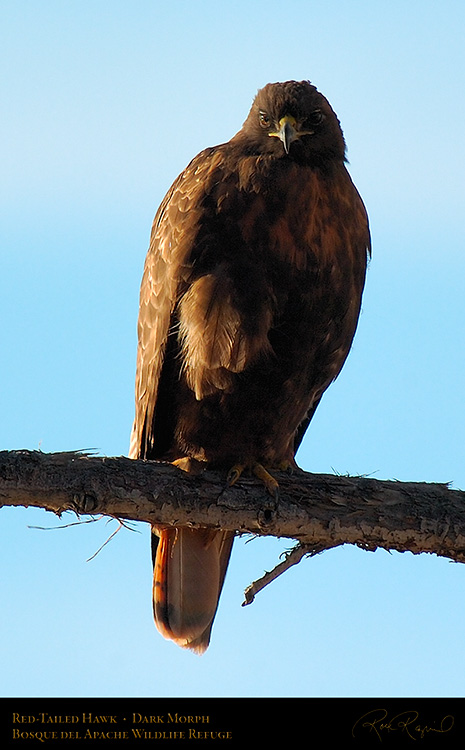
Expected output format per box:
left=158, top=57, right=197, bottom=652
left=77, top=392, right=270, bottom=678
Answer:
left=275, top=460, right=295, bottom=475
left=227, top=464, right=246, bottom=486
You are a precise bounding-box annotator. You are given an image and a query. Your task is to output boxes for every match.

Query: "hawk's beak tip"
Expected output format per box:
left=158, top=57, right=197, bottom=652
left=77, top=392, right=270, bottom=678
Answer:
left=269, top=115, right=298, bottom=154
left=281, top=122, right=295, bottom=154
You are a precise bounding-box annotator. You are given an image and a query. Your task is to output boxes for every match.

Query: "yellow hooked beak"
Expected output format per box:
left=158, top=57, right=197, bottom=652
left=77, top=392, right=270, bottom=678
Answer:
left=269, top=114, right=312, bottom=154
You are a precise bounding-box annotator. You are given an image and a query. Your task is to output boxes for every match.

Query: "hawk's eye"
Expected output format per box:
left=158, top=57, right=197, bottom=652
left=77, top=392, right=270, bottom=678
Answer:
left=307, top=109, right=324, bottom=126
left=258, top=111, right=271, bottom=128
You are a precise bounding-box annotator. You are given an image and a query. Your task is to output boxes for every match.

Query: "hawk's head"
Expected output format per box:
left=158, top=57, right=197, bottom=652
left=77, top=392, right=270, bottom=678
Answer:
left=238, top=80, right=346, bottom=165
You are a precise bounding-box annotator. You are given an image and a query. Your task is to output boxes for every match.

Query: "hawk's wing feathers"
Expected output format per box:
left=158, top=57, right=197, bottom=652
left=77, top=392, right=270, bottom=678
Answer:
left=130, top=151, right=216, bottom=459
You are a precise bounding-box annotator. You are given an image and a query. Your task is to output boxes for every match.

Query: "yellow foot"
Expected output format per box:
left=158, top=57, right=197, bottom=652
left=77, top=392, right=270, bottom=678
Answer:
left=252, top=463, right=280, bottom=499
left=227, top=462, right=279, bottom=500
left=172, top=457, right=206, bottom=475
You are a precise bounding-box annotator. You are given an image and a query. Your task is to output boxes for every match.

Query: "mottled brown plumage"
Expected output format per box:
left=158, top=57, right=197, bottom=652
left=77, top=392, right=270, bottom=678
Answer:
left=130, top=80, right=370, bottom=653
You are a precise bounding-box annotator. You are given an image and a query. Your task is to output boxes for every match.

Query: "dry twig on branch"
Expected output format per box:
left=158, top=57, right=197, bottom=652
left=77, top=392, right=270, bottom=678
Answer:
left=1, top=449, right=464, bottom=601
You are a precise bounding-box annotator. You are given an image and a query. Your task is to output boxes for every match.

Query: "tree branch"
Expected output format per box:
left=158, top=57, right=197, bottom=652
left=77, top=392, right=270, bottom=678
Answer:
left=1, top=450, right=465, bottom=569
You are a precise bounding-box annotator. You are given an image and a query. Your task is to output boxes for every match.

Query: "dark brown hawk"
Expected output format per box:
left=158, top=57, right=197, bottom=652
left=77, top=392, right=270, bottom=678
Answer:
left=130, top=80, right=370, bottom=653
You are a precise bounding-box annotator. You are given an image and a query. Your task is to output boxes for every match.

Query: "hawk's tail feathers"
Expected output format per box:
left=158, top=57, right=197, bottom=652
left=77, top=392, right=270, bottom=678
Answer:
left=152, top=526, right=234, bottom=654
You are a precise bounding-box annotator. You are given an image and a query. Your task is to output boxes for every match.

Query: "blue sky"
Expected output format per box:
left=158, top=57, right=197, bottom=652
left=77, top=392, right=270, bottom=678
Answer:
left=1, top=0, right=465, bottom=697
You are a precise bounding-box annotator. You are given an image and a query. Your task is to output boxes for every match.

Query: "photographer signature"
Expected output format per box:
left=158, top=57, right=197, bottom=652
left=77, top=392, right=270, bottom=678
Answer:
left=352, top=708, right=454, bottom=742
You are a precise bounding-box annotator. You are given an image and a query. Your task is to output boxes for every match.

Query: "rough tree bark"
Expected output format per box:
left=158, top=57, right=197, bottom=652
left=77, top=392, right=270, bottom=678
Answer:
left=1, top=449, right=464, bottom=602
